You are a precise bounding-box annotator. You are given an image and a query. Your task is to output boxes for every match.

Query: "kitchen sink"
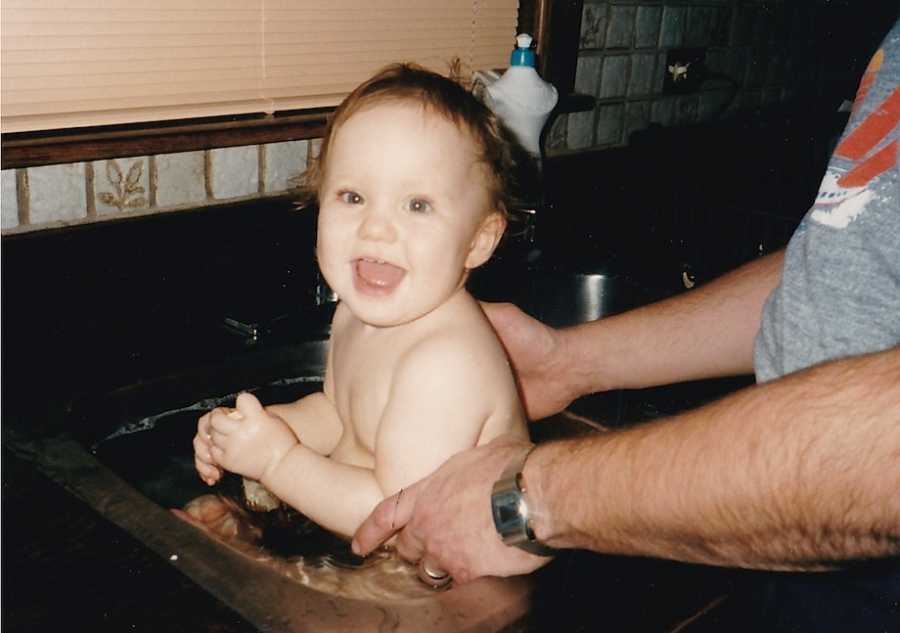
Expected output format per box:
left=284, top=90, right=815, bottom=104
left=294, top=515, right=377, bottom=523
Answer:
left=10, top=329, right=745, bottom=632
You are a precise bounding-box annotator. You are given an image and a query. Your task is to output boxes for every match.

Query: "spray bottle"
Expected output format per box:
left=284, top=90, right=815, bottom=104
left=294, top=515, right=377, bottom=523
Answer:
left=482, top=33, right=559, bottom=158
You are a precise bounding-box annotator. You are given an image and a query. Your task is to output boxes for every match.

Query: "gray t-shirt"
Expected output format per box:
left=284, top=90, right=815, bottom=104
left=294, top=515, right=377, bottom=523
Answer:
left=754, top=20, right=900, bottom=381
left=747, top=19, right=899, bottom=631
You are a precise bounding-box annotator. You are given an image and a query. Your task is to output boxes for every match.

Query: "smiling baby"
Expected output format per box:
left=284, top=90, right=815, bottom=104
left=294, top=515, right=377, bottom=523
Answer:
left=193, top=64, right=529, bottom=541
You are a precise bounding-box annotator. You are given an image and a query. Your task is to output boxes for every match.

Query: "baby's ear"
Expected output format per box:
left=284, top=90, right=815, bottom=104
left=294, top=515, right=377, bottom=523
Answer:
left=465, top=211, right=506, bottom=269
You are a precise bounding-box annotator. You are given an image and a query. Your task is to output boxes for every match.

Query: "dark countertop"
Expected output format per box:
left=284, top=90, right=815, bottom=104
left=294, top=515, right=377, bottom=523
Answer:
left=2, top=200, right=314, bottom=632
left=2, top=198, right=759, bottom=632
left=2, top=448, right=257, bottom=633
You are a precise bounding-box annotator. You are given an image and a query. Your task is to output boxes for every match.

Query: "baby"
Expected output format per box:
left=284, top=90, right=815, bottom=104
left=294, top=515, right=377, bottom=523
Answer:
left=193, top=64, right=529, bottom=540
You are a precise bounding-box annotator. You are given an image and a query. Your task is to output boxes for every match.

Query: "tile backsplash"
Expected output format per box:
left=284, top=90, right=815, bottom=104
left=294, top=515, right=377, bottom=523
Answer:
left=545, top=0, right=881, bottom=155
left=1, top=140, right=317, bottom=233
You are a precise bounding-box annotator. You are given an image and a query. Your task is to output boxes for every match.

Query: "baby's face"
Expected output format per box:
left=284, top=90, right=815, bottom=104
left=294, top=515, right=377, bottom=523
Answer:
left=316, top=101, right=499, bottom=327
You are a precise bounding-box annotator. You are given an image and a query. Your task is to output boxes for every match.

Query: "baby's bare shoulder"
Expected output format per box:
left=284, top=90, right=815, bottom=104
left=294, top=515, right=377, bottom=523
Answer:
left=399, top=317, right=510, bottom=388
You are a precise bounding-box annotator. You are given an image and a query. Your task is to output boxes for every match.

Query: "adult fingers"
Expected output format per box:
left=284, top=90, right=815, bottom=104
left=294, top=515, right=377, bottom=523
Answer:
left=391, top=523, right=425, bottom=565
left=352, top=482, right=420, bottom=556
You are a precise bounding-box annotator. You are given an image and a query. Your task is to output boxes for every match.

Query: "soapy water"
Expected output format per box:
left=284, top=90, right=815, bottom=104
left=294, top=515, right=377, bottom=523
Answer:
left=174, top=490, right=435, bottom=602
left=91, top=375, right=435, bottom=602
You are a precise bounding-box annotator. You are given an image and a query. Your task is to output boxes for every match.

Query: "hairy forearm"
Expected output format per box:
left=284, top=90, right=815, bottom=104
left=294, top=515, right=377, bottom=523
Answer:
left=530, top=346, right=900, bottom=569
left=564, top=250, right=784, bottom=394
left=262, top=445, right=385, bottom=539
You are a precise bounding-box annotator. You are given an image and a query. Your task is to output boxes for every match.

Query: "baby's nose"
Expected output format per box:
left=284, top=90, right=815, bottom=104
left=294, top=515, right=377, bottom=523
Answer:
left=357, top=209, right=397, bottom=242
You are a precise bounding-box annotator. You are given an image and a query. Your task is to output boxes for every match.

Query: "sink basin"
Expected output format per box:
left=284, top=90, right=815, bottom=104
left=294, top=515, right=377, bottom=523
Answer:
left=21, top=339, right=538, bottom=632
left=12, top=333, right=741, bottom=633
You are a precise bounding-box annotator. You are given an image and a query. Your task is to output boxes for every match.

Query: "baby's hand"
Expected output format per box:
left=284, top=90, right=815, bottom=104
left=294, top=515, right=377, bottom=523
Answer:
left=208, top=392, right=298, bottom=483
left=194, top=408, right=228, bottom=486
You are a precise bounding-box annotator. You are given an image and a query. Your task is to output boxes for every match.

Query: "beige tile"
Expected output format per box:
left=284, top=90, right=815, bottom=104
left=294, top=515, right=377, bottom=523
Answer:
left=635, top=6, right=662, bottom=48
left=27, top=163, right=87, bottom=225
left=660, top=6, right=686, bottom=48
left=628, top=53, right=657, bottom=97
left=567, top=110, right=595, bottom=150
left=210, top=146, right=258, bottom=200
left=580, top=2, right=607, bottom=49
left=575, top=55, right=603, bottom=98
left=599, top=55, right=629, bottom=99
left=606, top=5, right=635, bottom=49
left=93, top=157, right=150, bottom=216
left=264, top=140, right=308, bottom=193
left=156, top=151, right=206, bottom=207
left=2, top=170, right=18, bottom=229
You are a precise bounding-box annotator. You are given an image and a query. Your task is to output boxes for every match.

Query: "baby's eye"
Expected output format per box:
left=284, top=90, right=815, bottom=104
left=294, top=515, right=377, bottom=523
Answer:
left=407, top=198, right=432, bottom=214
left=339, top=190, right=363, bottom=205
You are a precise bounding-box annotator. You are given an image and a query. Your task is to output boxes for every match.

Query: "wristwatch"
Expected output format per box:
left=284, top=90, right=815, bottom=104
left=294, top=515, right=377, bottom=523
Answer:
left=490, top=444, right=555, bottom=557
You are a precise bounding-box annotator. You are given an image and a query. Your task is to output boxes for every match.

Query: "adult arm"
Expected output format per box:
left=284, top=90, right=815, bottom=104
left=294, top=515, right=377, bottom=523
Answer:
left=485, top=250, right=784, bottom=419
left=529, top=344, right=900, bottom=568
left=354, top=346, right=900, bottom=579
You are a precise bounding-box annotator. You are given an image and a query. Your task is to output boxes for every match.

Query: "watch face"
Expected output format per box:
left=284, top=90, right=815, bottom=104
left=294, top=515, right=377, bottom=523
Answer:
left=491, top=487, right=527, bottom=538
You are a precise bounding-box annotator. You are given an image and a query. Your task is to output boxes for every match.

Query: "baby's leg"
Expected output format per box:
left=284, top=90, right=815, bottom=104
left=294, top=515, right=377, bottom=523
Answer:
left=173, top=494, right=264, bottom=548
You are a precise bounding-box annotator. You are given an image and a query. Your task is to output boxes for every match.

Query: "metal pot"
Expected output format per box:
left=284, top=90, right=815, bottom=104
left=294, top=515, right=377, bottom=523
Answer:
left=527, top=271, right=637, bottom=327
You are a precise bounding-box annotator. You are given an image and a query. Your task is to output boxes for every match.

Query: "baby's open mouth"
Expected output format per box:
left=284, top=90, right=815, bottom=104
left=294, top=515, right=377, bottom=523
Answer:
left=354, top=258, right=406, bottom=293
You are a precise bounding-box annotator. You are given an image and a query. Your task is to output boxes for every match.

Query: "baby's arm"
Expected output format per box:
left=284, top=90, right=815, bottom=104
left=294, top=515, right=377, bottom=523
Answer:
left=207, top=394, right=298, bottom=483
left=194, top=321, right=342, bottom=486
left=214, top=336, right=504, bottom=539
left=192, top=389, right=342, bottom=485
left=210, top=391, right=383, bottom=537
left=265, top=391, right=343, bottom=455
left=373, top=335, right=514, bottom=494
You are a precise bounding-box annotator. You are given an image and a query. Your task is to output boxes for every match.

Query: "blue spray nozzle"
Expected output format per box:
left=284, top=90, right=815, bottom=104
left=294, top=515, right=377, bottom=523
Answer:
left=510, top=33, right=536, bottom=67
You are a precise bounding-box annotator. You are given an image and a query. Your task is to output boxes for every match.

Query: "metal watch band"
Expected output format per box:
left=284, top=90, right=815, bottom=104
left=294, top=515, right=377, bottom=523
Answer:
left=490, top=444, right=555, bottom=557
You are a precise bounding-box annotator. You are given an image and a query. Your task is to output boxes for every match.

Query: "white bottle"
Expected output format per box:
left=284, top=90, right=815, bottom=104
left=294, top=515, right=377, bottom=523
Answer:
left=484, top=34, right=559, bottom=157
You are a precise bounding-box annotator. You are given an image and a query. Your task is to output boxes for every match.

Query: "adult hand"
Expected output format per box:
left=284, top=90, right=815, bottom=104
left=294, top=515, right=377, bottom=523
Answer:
left=351, top=435, right=552, bottom=584
left=481, top=302, right=579, bottom=420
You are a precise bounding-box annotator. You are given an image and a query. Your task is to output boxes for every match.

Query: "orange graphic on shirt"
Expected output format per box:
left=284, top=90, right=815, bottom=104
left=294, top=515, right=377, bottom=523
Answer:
left=809, top=45, right=896, bottom=229
left=852, top=48, right=883, bottom=114
left=833, top=46, right=898, bottom=190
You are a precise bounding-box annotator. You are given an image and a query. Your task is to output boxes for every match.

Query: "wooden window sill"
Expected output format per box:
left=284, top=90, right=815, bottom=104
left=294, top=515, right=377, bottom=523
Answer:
left=1, top=110, right=331, bottom=170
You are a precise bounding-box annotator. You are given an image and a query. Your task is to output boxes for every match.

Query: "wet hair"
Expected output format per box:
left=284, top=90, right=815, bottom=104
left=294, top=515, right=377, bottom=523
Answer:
left=297, top=63, right=528, bottom=219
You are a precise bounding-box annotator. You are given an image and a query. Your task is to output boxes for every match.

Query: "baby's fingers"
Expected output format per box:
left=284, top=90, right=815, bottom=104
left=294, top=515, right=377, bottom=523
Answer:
left=194, top=453, right=222, bottom=486
left=209, top=408, right=243, bottom=434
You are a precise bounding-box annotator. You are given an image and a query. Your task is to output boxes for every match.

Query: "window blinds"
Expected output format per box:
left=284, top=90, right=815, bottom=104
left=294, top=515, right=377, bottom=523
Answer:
left=1, top=0, right=518, bottom=133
